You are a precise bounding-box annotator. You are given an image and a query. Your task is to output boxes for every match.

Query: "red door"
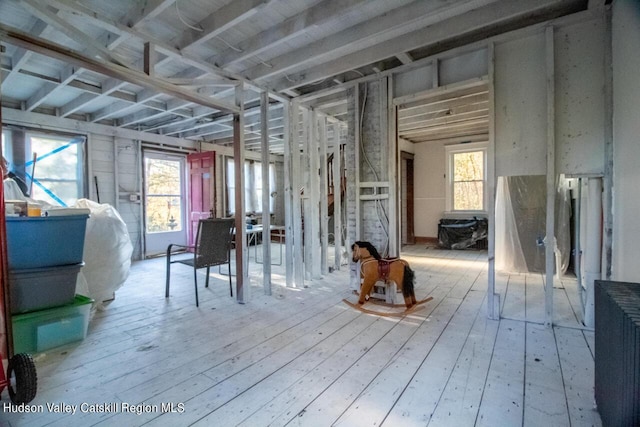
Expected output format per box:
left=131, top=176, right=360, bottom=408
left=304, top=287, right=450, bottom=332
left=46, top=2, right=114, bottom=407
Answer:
left=188, top=152, right=216, bottom=246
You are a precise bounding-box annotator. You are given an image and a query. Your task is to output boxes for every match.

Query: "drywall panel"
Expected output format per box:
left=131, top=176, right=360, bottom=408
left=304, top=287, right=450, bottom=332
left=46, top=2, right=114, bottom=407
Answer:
left=612, top=0, right=640, bottom=282
left=555, top=19, right=605, bottom=175
left=495, top=33, right=547, bottom=177
left=413, top=141, right=445, bottom=238
left=439, top=48, right=488, bottom=86
left=393, top=63, right=434, bottom=99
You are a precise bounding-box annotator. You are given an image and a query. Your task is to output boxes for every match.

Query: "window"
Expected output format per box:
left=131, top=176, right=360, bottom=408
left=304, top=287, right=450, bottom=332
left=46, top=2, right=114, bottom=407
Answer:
left=2, top=128, right=86, bottom=206
left=445, top=142, right=487, bottom=213
left=226, top=158, right=275, bottom=215
left=144, top=156, right=184, bottom=233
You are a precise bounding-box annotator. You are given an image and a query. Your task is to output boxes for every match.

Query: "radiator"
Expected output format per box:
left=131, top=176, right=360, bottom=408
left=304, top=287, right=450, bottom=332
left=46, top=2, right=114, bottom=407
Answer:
left=595, top=280, right=640, bottom=427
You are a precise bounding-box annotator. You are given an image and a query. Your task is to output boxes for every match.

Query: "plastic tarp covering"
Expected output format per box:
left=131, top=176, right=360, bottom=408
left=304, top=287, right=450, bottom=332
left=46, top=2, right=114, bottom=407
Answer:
left=438, top=218, right=488, bottom=249
left=72, top=199, right=133, bottom=305
left=495, top=175, right=571, bottom=274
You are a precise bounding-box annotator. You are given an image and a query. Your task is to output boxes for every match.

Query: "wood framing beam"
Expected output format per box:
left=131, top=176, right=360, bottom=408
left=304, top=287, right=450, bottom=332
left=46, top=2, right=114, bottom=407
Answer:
left=245, top=0, right=498, bottom=82
left=0, top=24, right=239, bottom=114
left=105, top=0, right=175, bottom=50
left=19, top=0, right=133, bottom=67
left=272, top=0, right=581, bottom=91
left=173, top=0, right=269, bottom=51
left=34, top=0, right=287, bottom=102
left=396, top=52, right=414, bottom=64
left=0, top=18, right=47, bottom=90
left=214, top=0, right=369, bottom=67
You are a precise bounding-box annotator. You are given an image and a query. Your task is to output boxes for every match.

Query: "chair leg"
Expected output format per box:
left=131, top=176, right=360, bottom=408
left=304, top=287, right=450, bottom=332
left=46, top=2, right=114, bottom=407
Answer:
left=193, top=268, right=199, bottom=307
left=205, top=266, right=210, bottom=288
left=165, top=248, right=172, bottom=298
left=228, top=260, right=233, bottom=297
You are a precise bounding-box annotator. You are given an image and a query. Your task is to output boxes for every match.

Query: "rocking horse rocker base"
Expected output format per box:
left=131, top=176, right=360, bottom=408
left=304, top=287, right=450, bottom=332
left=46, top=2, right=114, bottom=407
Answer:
left=344, top=241, right=433, bottom=318
left=342, top=296, right=434, bottom=318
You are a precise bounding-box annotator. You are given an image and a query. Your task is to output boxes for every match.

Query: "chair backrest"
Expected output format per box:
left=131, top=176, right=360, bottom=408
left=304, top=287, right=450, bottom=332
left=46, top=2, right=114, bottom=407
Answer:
left=194, top=218, right=235, bottom=268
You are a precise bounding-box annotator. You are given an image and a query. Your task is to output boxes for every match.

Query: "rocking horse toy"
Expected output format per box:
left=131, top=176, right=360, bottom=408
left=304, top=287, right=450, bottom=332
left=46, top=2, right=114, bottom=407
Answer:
left=343, top=241, right=433, bottom=317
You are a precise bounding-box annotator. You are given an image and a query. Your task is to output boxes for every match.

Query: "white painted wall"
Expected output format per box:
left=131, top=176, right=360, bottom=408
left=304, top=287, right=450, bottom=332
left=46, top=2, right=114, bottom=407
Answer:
left=495, top=32, right=547, bottom=177
left=89, top=134, right=142, bottom=260
left=555, top=19, right=606, bottom=176
left=413, top=141, right=446, bottom=238
left=612, top=0, right=640, bottom=282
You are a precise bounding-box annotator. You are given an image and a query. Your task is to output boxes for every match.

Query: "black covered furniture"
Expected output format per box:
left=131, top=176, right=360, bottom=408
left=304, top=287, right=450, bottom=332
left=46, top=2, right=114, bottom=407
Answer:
left=595, top=280, right=640, bottom=427
left=438, top=217, right=488, bottom=249
left=165, top=218, right=235, bottom=306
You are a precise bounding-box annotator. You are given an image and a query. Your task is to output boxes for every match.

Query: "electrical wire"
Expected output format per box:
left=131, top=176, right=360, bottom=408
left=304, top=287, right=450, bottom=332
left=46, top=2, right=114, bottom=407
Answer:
left=217, top=36, right=243, bottom=53
left=359, top=81, right=390, bottom=257
left=175, top=0, right=204, bottom=32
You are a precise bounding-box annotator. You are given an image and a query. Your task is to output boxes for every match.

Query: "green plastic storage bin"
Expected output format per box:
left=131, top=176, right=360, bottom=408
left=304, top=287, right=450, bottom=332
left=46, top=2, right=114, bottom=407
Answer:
left=12, top=294, right=94, bottom=354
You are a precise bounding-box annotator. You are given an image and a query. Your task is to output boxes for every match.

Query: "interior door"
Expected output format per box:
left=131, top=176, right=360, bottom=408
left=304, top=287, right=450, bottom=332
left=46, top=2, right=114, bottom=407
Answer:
left=143, top=151, right=187, bottom=257
left=187, top=151, right=215, bottom=246
left=401, top=151, right=415, bottom=245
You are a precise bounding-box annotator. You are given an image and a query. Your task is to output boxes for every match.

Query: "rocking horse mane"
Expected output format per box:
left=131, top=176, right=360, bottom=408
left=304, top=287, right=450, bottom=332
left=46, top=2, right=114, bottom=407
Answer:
left=353, top=241, right=382, bottom=260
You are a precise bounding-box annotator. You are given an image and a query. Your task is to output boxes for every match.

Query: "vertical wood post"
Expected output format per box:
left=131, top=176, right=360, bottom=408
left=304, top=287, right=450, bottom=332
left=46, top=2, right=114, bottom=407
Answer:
left=332, top=123, right=342, bottom=271
left=487, top=42, right=500, bottom=320
left=291, top=101, right=305, bottom=286
left=386, top=76, right=399, bottom=257
left=309, top=110, right=322, bottom=279
left=234, top=83, right=248, bottom=303
left=282, top=100, right=294, bottom=287
left=319, top=115, right=329, bottom=275
left=260, top=91, right=271, bottom=295
left=544, top=26, right=556, bottom=327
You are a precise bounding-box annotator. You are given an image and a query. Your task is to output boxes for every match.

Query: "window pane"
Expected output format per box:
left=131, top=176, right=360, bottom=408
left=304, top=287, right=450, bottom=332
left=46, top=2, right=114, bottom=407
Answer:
left=145, top=196, right=182, bottom=232
left=30, top=134, right=82, bottom=206
left=454, top=181, right=483, bottom=210
left=451, top=149, right=484, bottom=211
left=453, top=151, right=483, bottom=181
left=145, top=159, right=181, bottom=195
left=145, top=158, right=182, bottom=233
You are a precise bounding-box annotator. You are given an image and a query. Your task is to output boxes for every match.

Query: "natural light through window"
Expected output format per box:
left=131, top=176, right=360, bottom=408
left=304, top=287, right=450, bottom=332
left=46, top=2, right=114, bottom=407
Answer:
left=445, top=142, right=487, bottom=213
left=226, top=158, right=275, bottom=215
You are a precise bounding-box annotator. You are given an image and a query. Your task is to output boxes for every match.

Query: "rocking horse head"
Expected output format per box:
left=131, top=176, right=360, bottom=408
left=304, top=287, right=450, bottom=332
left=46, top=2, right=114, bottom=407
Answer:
left=351, top=241, right=382, bottom=262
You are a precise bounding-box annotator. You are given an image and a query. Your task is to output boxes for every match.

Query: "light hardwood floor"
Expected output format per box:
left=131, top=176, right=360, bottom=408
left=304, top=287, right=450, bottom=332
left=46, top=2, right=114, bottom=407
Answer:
left=0, top=245, right=602, bottom=426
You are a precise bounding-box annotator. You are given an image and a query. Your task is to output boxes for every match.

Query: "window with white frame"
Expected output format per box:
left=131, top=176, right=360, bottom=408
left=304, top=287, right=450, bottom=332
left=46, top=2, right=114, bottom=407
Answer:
left=445, top=142, right=487, bottom=213
left=2, top=128, right=86, bottom=206
left=226, top=158, right=275, bottom=215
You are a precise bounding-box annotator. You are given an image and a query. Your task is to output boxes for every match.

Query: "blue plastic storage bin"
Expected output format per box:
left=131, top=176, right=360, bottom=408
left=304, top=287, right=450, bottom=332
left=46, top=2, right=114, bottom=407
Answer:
left=5, top=214, right=89, bottom=269
left=12, top=294, right=94, bottom=354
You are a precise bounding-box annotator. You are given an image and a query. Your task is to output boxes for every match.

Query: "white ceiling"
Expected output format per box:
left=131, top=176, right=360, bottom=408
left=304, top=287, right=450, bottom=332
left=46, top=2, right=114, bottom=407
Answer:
left=0, top=0, right=592, bottom=153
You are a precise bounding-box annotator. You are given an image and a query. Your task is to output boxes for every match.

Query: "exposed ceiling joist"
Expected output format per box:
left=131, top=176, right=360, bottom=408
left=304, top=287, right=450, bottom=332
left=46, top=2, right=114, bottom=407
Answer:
left=213, top=0, right=369, bottom=68
left=0, top=23, right=240, bottom=114
left=272, top=0, right=584, bottom=91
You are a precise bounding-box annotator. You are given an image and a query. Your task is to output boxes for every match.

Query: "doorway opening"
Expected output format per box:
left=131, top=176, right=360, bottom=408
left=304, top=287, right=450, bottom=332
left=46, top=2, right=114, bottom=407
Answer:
left=143, top=151, right=187, bottom=257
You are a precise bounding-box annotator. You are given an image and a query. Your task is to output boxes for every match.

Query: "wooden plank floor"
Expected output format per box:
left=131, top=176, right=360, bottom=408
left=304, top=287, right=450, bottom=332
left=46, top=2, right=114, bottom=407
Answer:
left=0, top=245, right=602, bottom=426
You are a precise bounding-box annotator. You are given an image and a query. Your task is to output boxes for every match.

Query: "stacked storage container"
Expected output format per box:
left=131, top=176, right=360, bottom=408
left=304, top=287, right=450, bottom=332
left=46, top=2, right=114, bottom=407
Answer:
left=6, top=213, right=94, bottom=353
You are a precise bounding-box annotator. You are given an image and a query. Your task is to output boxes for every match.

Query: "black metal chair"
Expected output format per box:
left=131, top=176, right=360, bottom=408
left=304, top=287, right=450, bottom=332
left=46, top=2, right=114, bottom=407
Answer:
left=165, top=218, right=235, bottom=306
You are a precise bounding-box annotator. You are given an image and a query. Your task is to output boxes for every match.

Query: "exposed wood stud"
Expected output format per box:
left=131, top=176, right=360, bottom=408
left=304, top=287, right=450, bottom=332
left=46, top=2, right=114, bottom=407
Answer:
left=260, top=91, right=272, bottom=294
left=544, top=26, right=555, bottom=327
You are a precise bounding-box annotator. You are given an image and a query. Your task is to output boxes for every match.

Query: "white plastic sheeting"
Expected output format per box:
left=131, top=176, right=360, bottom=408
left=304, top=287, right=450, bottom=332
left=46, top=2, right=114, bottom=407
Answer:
left=72, top=199, right=133, bottom=305
left=495, top=175, right=571, bottom=274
